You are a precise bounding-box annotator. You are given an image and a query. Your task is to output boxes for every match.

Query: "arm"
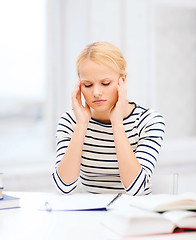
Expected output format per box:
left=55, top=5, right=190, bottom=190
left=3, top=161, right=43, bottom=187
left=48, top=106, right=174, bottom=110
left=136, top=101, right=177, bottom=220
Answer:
left=112, top=123, right=141, bottom=189
left=56, top=123, right=88, bottom=184
left=53, top=81, right=91, bottom=194
left=110, top=79, right=165, bottom=195
left=110, top=78, right=141, bottom=190
left=132, top=111, right=165, bottom=195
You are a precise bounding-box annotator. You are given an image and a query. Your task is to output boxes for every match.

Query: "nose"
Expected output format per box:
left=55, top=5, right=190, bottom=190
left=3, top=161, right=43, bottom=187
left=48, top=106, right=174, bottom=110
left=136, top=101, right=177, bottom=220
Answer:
left=93, top=85, right=102, bottom=98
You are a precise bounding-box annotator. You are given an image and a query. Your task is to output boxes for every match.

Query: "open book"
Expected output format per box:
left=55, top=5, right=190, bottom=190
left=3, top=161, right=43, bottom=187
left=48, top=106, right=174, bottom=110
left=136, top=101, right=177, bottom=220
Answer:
left=128, top=192, right=196, bottom=212
left=102, top=207, right=196, bottom=237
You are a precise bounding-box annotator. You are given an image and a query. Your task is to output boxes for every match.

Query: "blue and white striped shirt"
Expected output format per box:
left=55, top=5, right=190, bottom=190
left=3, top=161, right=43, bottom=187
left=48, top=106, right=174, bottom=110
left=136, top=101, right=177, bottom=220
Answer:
left=52, top=102, right=165, bottom=195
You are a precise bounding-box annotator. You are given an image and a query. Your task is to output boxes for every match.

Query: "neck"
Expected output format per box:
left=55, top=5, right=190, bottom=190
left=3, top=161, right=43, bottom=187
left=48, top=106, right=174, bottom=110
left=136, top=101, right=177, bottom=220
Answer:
left=91, top=101, right=132, bottom=123
left=91, top=109, right=112, bottom=123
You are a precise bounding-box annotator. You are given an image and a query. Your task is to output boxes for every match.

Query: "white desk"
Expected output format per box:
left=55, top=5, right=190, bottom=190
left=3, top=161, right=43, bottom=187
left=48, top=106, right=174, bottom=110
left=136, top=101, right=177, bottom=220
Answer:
left=0, top=192, right=196, bottom=240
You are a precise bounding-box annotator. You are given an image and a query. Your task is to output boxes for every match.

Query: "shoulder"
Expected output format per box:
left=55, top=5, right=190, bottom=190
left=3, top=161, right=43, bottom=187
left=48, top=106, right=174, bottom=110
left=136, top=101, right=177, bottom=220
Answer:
left=134, top=103, right=165, bottom=123
left=128, top=103, right=165, bottom=133
left=57, top=109, right=76, bottom=130
left=59, top=109, right=76, bottom=124
left=132, top=103, right=165, bottom=138
left=56, top=109, right=76, bottom=136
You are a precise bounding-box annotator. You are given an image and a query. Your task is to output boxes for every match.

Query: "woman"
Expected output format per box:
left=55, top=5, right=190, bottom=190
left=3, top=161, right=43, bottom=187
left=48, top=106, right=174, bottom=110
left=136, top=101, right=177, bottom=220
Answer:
left=52, top=42, right=165, bottom=195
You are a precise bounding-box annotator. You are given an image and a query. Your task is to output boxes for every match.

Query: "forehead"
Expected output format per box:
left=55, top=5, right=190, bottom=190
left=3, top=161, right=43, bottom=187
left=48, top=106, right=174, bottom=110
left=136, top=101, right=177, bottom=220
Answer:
left=79, top=60, right=119, bottom=81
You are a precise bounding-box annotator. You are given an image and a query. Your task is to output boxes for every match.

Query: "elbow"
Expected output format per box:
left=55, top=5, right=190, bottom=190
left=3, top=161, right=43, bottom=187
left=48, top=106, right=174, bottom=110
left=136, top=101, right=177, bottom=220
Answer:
left=125, top=168, right=152, bottom=196
left=52, top=171, right=78, bottom=195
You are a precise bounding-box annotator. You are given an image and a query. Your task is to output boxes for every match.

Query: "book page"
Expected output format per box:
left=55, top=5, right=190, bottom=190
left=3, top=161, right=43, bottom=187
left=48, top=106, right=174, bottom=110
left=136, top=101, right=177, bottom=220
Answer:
left=163, top=210, right=196, bottom=229
left=128, top=193, right=196, bottom=212
left=102, top=207, right=175, bottom=236
left=39, top=193, right=117, bottom=211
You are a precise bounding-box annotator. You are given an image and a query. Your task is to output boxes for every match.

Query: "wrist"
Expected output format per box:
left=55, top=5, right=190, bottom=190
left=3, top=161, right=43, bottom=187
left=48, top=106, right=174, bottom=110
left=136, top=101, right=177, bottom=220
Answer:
left=110, top=114, right=124, bottom=127
left=75, top=121, right=89, bottom=130
left=112, top=121, right=124, bottom=131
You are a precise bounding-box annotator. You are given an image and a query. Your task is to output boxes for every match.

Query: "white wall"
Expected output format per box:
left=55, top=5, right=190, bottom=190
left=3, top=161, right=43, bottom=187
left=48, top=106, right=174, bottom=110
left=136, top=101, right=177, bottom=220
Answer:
left=4, top=0, right=196, bottom=193
left=45, top=0, right=196, bottom=193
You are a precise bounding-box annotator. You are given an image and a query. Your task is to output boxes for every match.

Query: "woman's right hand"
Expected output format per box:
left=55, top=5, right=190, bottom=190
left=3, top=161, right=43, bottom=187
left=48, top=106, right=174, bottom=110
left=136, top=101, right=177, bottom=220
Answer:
left=72, top=81, right=91, bottom=125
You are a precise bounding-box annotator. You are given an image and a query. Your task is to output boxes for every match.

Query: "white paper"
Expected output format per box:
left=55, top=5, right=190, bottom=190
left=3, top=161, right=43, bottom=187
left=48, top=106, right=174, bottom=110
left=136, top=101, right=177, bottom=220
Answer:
left=39, top=193, right=117, bottom=211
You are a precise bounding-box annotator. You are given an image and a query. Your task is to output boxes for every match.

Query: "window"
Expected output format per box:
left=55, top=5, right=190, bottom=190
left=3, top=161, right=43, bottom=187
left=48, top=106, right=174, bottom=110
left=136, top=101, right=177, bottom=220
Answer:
left=154, top=2, right=196, bottom=166
left=0, top=0, right=48, bottom=165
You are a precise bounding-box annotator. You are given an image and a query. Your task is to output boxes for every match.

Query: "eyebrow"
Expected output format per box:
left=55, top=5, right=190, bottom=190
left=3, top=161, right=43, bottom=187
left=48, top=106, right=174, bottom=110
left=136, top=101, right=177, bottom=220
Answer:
left=81, top=78, right=111, bottom=83
left=80, top=80, right=91, bottom=83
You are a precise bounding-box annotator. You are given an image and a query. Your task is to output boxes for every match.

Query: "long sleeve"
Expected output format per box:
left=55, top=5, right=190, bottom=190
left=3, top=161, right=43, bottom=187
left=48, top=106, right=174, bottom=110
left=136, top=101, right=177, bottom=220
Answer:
left=52, top=111, right=79, bottom=194
left=52, top=104, right=165, bottom=195
left=125, top=109, right=165, bottom=195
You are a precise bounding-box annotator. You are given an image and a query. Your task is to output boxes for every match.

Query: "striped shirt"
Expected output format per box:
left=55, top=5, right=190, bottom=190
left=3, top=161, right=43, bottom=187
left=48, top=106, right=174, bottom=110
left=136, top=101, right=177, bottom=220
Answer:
left=52, top=102, right=165, bottom=195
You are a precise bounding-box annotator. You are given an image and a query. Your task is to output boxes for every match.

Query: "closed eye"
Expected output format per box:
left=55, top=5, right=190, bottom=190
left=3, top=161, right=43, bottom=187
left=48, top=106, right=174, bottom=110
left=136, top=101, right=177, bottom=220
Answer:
left=84, top=84, right=93, bottom=88
left=84, top=82, right=110, bottom=87
left=102, top=82, right=110, bottom=86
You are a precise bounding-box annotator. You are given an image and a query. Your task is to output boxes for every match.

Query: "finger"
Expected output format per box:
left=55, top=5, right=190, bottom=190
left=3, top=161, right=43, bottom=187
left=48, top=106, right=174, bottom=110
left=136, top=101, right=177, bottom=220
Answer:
left=72, top=81, right=80, bottom=98
left=118, top=78, right=126, bottom=100
left=72, top=81, right=82, bottom=107
left=76, top=81, right=82, bottom=105
left=85, top=101, right=89, bottom=108
left=118, top=78, right=123, bottom=92
left=119, top=77, right=126, bottom=90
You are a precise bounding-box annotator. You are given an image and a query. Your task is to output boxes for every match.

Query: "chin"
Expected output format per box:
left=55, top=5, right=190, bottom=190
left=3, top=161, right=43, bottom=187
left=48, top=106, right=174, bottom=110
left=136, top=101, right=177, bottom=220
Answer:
left=91, top=104, right=114, bottom=113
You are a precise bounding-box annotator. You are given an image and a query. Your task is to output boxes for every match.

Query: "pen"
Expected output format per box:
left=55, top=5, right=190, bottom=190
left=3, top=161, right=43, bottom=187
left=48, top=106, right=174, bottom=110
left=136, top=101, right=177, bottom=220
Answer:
left=107, top=193, right=122, bottom=207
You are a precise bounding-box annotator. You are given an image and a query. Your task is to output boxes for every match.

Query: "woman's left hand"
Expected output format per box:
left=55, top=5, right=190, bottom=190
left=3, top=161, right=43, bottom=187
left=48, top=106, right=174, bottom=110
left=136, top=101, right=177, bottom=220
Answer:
left=110, top=77, right=127, bottom=125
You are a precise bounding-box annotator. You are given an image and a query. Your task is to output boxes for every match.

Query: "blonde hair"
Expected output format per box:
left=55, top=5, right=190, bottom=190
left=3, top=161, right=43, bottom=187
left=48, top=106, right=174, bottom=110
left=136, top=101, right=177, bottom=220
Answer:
left=76, top=42, right=127, bottom=77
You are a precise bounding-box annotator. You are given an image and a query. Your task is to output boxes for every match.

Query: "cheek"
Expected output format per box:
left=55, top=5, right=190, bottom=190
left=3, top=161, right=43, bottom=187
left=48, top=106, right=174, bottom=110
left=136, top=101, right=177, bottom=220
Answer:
left=110, top=85, right=118, bottom=103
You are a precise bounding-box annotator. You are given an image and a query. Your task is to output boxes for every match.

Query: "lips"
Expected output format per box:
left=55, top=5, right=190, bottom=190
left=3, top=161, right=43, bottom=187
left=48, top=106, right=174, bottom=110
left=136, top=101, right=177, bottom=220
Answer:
left=92, top=100, right=106, bottom=104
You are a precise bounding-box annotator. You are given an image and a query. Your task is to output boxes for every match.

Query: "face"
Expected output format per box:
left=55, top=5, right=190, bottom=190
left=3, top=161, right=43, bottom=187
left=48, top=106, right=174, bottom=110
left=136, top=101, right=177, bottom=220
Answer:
left=79, top=60, right=120, bottom=114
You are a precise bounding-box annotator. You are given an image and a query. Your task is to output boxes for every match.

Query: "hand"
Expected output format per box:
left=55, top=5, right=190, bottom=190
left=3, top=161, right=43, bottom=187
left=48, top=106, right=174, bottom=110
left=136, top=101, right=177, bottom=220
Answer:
left=72, top=81, right=91, bottom=125
left=110, top=78, right=127, bottom=125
